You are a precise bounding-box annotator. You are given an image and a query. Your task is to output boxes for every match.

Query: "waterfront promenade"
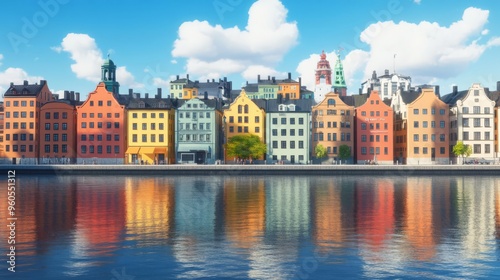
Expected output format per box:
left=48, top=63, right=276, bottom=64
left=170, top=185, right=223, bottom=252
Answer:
left=1, top=164, right=500, bottom=176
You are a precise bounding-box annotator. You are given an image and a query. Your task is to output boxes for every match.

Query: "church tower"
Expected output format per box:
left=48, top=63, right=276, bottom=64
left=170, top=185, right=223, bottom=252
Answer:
left=332, top=51, right=347, bottom=96
left=314, top=50, right=332, bottom=103
left=101, top=56, right=120, bottom=95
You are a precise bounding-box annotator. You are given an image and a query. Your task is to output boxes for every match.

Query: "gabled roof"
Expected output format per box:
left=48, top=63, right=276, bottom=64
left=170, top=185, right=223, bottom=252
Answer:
left=242, top=84, right=258, bottom=93
left=400, top=90, right=421, bottom=104
left=4, top=80, right=48, bottom=97
left=441, top=90, right=469, bottom=106
left=486, top=89, right=500, bottom=106
left=251, top=99, right=267, bottom=110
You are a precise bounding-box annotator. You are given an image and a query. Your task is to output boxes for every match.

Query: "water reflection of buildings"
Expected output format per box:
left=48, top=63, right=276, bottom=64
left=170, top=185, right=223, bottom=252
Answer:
left=0, top=177, right=40, bottom=256
left=312, top=177, right=356, bottom=251
left=35, top=177, right=78, bottom=252
left=125, top=177, right=175, bottom=244
left=404, top=177, right=438, bottom=261
left=496, top=179, right=500, bottom=239
left=356, top=178, right=395, bottom=251
left=456, top=177, right=497, bottom=258
left=75, top=177, right=126, bottom=253
left=224, top=177, right=266, bottom=249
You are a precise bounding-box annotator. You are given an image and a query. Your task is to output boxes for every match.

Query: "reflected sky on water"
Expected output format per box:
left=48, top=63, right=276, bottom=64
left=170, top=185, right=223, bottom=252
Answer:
left=0, top=175, right=499, bottom=279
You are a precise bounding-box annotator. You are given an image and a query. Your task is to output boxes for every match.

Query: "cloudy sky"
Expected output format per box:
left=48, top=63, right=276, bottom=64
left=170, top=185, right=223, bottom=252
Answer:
left=1, top=0, right=500, bottom=100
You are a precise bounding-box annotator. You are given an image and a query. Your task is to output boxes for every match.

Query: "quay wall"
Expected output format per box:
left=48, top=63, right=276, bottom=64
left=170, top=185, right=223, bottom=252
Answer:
left=1, top=164, right=500, bottom=176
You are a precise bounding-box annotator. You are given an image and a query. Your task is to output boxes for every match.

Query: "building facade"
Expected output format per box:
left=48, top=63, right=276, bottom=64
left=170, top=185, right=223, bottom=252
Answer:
left=39, top=99, right=78, bottom=163
left=444, top=84, right=495, bottom=163
left=277, top=73, right=301, bottom=100
left=312, top=92, right=354, bottom=163
left=175, top=98, right=223, bottom=164
left=170, top=75, right=198, bottom=99
left=76, top=82, right=127, bottom=164
left=361, top=69, right=411, bottom=100
left=126, top=95, right=175, bottom=164
left=223, top=90, right=266, bottom=162
left=2, top=80, right=53, bottom=164
left=355, top=90, right=394, bottom=164
left=265, top=99, right=312, bottom=164
left=394, top=88, right=450, bottom=164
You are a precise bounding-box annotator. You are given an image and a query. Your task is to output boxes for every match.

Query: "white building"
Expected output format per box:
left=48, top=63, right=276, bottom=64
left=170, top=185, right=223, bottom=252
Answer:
left=361, top=69, right=411, bottom=100
left=443, top=84, right=495, bottom=163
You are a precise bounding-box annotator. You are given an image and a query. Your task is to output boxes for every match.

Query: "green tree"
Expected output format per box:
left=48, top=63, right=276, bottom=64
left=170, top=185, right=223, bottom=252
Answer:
left=315, top=144, right=327, bottom=159
left=226, top=134, right=266, bottom=161
left=453, top=141, right=472, bottom=164
left=338, top=144, right=351, bottom=163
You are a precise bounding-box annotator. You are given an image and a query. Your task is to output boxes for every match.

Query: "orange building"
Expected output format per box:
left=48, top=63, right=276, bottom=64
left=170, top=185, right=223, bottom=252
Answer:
left=39, top=96, right=78, bottom=163
left=76, top=82, right=126, bottom=164
left=312, top=92, right=354, bottom=163
left=355, top=91, right=394, bottom=164
left=277, top=72, right=301, bottom=99
left=2, top=80, right=53, bottom=164
left=394, top=88, right=450, bottom=164
left=0, top=102, right=5, bottom=161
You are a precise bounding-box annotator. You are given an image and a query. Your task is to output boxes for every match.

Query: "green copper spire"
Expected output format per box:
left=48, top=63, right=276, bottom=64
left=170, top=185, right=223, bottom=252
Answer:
left=101, top=54, right=120, bottom=94
left=332, top=50, right=346, bottom=89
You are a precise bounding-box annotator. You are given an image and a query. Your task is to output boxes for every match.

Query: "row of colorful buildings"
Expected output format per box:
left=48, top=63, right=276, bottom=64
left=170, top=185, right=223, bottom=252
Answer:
left=0, top=58, right=499, bottom=165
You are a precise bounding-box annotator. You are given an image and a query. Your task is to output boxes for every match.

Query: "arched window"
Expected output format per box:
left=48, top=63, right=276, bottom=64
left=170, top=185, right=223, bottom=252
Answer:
left=238, top=105, right=242, bottom=113
left=244, top=104, right=249, bottom=114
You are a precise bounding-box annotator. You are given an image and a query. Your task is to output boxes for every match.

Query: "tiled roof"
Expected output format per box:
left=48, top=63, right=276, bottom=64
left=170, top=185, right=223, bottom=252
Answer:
left=340, top=94, right=368, bottom=107
left=441, top=90, right=468, bottom=105
left=4, top=80, right=47, bottom=97
left=127, top=97, right=176, bottom=109
left=400, top=90, right=421, bottom=104
left=266, top=98, right=314, bottom=112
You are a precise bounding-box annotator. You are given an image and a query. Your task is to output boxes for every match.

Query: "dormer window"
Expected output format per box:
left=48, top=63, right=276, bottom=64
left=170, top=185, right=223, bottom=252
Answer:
left=278, top=104, right=287, bottom=111
left=138, top=101, right=145, bottom=108
left=288, top=104, right=296, bottom=111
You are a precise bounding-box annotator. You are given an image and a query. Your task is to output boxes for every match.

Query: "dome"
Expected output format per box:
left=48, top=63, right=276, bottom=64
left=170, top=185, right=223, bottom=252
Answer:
left=102, top=58, right=115, bottom=67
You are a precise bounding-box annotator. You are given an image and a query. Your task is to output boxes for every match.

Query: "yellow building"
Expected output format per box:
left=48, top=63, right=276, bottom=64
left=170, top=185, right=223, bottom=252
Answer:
left=126, top=97, right=175, bottom=164
left=223, top=90, right=266, bottom=160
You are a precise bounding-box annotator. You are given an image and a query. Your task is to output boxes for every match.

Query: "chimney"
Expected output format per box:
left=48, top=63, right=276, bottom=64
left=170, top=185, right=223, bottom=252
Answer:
left=268, top=75, right=270, bottom=80
left=497, top=81, right=500, bottom=91
left=372, top=71, right=377, bottom=79
left=257, top=74, right=260, bottom=82
left=135, top=93, right=140, bottom=99
left=299, top=77, right=302, bottom=88
left=435, top=86, right=440, bottom=97
left=10, top=82, right=13, bottom=87
left=272, top=77, right=275, bottom=83
left=186, top=74, right=189, bottom=81
left=384, top=69, right=389, bottom=75
left=224, top=77, right=227, bottom=83
left=485, top=87, right=489, bottom=93
left=75, top=92, right=80, bottom=102
left=204, top=91, right=208, bottom=100
left=64, top=90, right=70, bottom=100
left=157, top=88, right=162, bottom=99
left=176, top=75, right=179, bottom=80
left=288, top=72, right=291, bottom=80
left=207, top=79, right=210, bottom=83
left=70, top=91, right=75, bottom=101
left=129, top=88, right=133, bottom=96
left=23, top=80, right=29, bottom=86
left=246, top=81, right=248, bottom=85
left=145, top=93, right=149, bottom=99
left=359, top=88, right=362, bottom=95
left=212, top=79, right=215, bottom=82
left=453, top=85, right=458, bottom=94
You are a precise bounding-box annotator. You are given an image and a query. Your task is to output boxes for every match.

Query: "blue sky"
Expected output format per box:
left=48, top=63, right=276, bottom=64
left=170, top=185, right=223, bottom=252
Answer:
left=1, top=0, right=500, bottom=100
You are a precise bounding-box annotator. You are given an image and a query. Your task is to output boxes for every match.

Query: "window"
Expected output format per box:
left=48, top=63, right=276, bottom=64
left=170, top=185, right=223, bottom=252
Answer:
left=299, top=129, right=304, bottom=136
left=142, top=134, right=147, bottom=142
left=114, top=122, right=119, bottom=128
left=463, top=118, right=469, bottom=127
left=62, top=134, right=67, bottom=142
left=414, top=109, right=419, bottom=115
left=463, top=132, right=469, bottom=140
left=107, top=146, right=112, bottom=154
left=474, top=132, right=481, bottom=140
left=273, top=141, right=278, bottom=149
left=81, top=122, right=86, bottom=128
left=62, top=145, right=67, bottom=153
left=414, top=134, right=419, bottom=141
left=414, top=121, right=419, bottom=128
left=81, top=145, right=86, bottom=154
left=440, top=121, right=445, bottom=128
left=290, top=141, right=295, bottom=149
left=45, top=112, right=50, bottom=119
left=281, top=118, right=287, bottom=125
left=255, top=116, right=260, bottom=123
left=485, top=132, right=490, bottom=140
left=299, top=118, right=304, bottom=125
left=439, top=109, right=446, bottom=115
left=53, top=134, right=59, bottom=141
left=361, top=135, right=367, bottom=142
left=485, top=144, right=491, bottom=154
left=440, top=147, right=445, bottom=154
left=474, top=144, right=481, bottom=153
left=422, top=109, right=428, bottom=115
left=132, top=134, right=138, bottom=142
left=423, top=134, right=428, bottom=142
left=361, top=147, right=367, bottom=155
left=45, top=145, right=50, bottom=153
left=159, top=135, right=164, bottom=142
left=439, top=134, right=445, bottom=142
left=361, top=123, right=367, bottom=130
left=89, top=122, right=94, bottom=128
left=89, top=145, right=94, bottom=153
left=414, top=147, right=419, bottom=154
left=107, top=101, right=112, bottom=106
left=484, top=107, right=490, bottom=114
left=151, top=135, right=156, bottom=142
left=98, top=101, right=103, bottom=106
left=281, top=141, right=287, bottom=149
left=473, top=118, right=480, bottom=127
left=484, top=118, right=491, bottom=127
left=462, top=107, right=469, bottom=114
left=473, top=106, right=481, bottom=114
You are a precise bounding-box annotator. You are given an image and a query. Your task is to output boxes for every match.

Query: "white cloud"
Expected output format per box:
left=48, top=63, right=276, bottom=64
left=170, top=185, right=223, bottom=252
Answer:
left=172, top=0, right=298, bottom=81
left=54, top=33, right=144, bottom=90
left=170, top=59, right=177, bottom=64
left=414, top=0, right=421, bottom=4
left=0, top=67, right=44, bottom=98
left=296, top=7, right=499, bottom=92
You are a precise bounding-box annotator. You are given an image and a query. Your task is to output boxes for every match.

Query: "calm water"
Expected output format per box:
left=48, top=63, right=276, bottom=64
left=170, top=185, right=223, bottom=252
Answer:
left=1, top=175, right=500, bottom=279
